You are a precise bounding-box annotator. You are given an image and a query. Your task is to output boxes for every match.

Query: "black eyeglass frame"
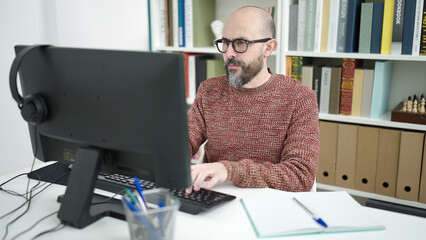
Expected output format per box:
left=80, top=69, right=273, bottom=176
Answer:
left=213, top=38, right=272, bottom=53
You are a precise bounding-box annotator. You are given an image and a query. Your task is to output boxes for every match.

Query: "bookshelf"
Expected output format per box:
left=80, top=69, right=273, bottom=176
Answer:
left=149, top=0, right=426, bottom=208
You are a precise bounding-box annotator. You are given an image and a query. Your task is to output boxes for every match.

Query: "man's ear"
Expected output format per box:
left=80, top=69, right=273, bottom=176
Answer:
left=264, top=39, right=278, bottom=57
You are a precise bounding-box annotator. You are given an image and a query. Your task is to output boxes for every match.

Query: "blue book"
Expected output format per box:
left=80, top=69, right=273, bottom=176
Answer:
left=178, top=0, right=185, bottom=47
left=370, top=61, right=393, bottom=119
left=337, top=0, right=349, bottom=52
left=370, top=2, right=384, bottom=54
left=345, top=0, right=364, bottom=52
left=401, top=0, right=417, bottom=54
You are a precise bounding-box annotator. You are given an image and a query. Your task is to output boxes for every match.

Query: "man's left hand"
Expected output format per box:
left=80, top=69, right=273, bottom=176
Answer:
left=185, top=162, right=228, bottom=194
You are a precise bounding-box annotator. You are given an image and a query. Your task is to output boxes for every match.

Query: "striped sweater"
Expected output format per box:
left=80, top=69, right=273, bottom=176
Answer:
left=188, top=71, right=319, bottom=192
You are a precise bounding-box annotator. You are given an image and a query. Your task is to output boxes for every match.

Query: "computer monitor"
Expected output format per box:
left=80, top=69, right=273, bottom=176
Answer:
left=10, top=45, right=191, bottom=228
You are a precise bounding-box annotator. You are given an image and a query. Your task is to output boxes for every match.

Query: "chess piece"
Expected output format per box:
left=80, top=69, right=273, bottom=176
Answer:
left=211, top=20, right=223, bottom=40
left=401, top=101, right=407, bottom=112
left=407, top=97, right=413, bottom=112
left=420, top=98, right=425, bottom=114
left=413, top=99, right=418, bottom=113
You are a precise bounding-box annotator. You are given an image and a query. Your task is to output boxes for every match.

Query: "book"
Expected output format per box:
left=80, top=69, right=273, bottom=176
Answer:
left=312, top=65, right=323, bottom=106
left=360, top=69, right=375, bottom=117
left=391, top=0, right=405, bottom=54
left=337, top=0, right=349, bottom=52
left=291, top=57, right=313, bottom=82
left=184, top=0, right=193, bottom=48
left=351, top=68, right=365, bottom=116
left=314, top=0, right=324, bottom=52
left=381, top=0, right=395, bottom=54
left=192, top=0, right=215, bottom=47
left=329, top=66, right=342, bottom=114
left=288, top=4, right=299, bottom=51
left=420, top=1, right=426, bottom=55
left=305, top=0, right=317, bottom=52
left=412, top=0, right=424, bottom=55
left=172, top=0, right=179, bottom=47
left=345, top=0, right=363, bottom=53
left=319, top=66, right=332, bottom=113
left=320, top=0, right=331, bottom=52
left=370, top=60, right=393, bottom=119
left=297, top=0, right=307, bottom=51
left=358, top=3, right=374, bottom=53
left=339, top=59, right=363, bottom=115
left=301, top=65, right=314, bottom=89
left=370, top=1, right=384, bottom=53
left=285, top=56, right=292, bottom=76
left=327, top=0, right=341, bottom=52
left=401, top=0, right=417, bottom=54
left=178, top=0, right=185, bottom=47
left=241, top=190, right=385, bottom=238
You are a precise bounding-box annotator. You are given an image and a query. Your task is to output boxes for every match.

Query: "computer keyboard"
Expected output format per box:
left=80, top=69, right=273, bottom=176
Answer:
left=97, top=172, right=236, bottom=215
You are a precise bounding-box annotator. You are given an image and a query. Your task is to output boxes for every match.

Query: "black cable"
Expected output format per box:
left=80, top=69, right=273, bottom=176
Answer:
left=91, top=189, right=125, bottom=205
left=30, top=222, right=65, bottom=240
left=9, top=211, right=58, bottom=240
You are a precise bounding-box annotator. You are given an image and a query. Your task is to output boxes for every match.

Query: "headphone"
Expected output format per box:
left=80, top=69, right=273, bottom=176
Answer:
left=10, top=45, right=51, bottom=125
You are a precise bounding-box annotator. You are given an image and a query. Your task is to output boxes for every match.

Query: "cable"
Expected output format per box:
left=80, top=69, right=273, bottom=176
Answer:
left=9, top=211, right=58, bottom=240
left=91, top=189, right=125, bottom=205
left=30, top=222, right=65, bottom=240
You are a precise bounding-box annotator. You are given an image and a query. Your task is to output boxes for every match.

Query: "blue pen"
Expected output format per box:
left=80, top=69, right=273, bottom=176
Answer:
left=158, top=199, right=166, bottom=228
left=293, top=197, right=328, bottom=228
left=134, top=176, right=147, bottom=203
left=123, top=197, right=163, bottom=240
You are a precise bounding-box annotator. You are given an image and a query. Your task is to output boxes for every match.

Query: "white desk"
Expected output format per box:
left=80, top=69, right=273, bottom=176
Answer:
left=1, top=163, right=426, bottom=240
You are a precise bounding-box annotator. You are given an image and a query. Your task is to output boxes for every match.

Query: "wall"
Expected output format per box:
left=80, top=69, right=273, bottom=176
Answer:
left=0, top=0, right=149, bottom=176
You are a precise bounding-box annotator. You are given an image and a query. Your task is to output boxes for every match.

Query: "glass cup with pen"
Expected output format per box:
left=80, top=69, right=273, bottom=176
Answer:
left=122, top=176, right=181, bottom=240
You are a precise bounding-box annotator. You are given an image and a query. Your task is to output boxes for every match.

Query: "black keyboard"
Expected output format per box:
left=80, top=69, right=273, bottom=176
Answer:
left=97, top=172, right=236, bottom=215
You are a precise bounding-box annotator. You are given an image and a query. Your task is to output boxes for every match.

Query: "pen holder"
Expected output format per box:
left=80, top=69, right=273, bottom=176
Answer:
left=122, top=188, right=180, bottom=240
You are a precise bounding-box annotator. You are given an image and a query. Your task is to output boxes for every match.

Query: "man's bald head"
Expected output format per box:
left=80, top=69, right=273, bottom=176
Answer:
left=225, top=6, right=275, bottom=39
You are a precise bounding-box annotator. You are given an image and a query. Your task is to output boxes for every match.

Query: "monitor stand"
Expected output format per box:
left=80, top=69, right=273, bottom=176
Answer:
left=30, top=147, right=126, bottom=228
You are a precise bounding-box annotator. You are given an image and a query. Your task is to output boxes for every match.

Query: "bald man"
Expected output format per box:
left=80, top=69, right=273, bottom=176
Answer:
left=186, top=6, right=319, bottom=193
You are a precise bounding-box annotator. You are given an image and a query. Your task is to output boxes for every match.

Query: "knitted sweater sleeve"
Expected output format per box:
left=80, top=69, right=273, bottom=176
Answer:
left=221, top=90, right=320, bottom=192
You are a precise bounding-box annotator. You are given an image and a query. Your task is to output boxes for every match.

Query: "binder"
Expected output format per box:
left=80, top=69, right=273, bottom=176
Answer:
left=317, top=121, right=338, bottom=185
left=354, top=126, right=379, bottom=193
left=419, top=135, right=426, bottom=204
left=396, top=131, right=424, bottom=201
left=375, top=129, right=401, bottom=197
left=335, top=123, right=358, bottom=188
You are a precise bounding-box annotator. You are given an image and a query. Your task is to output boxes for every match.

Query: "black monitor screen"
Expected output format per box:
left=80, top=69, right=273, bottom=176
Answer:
left=13, top=45, right=191, bottom=227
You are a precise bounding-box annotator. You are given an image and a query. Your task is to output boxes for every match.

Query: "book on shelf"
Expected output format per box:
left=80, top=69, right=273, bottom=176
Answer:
left=360, top=69, right=375, bottom=118
left=319, top=66, right=332, bottom=113
left=420, top=1, right=426, bottom=55
left=312, top=65, right=323, bottom=106
left=314, top=0, right=324, bottom=52
left=305, top=0, right=317, bottom=52
left=412, top=0, right=424, bottom=55
left=351, top=68, right=365, bottom=117
left=345, top=0, right=363, bottom=53
left=291, top=56, right=313, bottom=82
left=320, top=0, right=331, bottom=52
left=336, top=0, right=349, bottom=53
left=297, top=0, right=307, bottom=51
left=401, top=0, right=416, bottom=54
left=370, top=60, right=393, bottom=119
left=184, top=0, right=193, bottom=48
left=339, top=58, right=363, bottom=115
left=241, top=190, right=385, bottom=238
left=327, top=0, right=340, bottom=53
left=172, top=0, right=179, bottom=47
left=288, top=4, right=299, bottom=51
left=391, top=0, right=405, bottom=54
left=285, top=56, right=292, bottom=76
left=301, top=65, right=314, bottom=89
left=381, top=0, right=395, bottom=54
left=370, top=1, right=384, bottom=53
left=329, top=66, right=342, bottom=114
left=358, top=2, right=374, bottom=54
left=178, top=0, right=185, bottom=47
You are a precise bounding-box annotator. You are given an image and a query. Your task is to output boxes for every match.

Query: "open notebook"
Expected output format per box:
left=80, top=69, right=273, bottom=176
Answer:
left=241, top=191, right=385, bottom=238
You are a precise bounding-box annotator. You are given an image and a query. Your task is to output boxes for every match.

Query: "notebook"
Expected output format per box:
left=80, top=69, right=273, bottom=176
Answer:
left=240, top=191, right=385, bottom=238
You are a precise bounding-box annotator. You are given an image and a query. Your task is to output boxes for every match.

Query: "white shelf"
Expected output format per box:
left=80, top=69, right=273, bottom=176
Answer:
left=317, top=183, right=426, bottom=209
left=319, top=113, right=426, bottom=132
left=285, top=51, right=426, bottom=62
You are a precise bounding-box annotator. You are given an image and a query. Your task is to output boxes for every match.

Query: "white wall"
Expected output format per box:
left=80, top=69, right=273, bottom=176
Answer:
left=0, top=0, right=149, bottom=176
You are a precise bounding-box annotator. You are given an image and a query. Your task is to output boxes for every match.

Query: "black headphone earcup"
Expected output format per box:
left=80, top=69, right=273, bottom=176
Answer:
left=21, top=94, right=48, bottom=125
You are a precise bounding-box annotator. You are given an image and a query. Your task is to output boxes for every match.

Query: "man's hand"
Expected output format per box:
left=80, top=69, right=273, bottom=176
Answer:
left=185, top=162, right=228, bottom=194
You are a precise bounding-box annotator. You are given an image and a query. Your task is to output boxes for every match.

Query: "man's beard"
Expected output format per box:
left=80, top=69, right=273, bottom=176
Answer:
left=225, top=54, right=264, bottom=88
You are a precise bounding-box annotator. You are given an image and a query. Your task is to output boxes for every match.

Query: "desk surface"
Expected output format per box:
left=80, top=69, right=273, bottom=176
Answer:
left=1, top=163, right=426, bottom=240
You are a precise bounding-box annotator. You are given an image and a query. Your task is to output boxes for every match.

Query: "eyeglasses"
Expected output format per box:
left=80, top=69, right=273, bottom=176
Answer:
left=213, top=38, right=272, bottom=53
